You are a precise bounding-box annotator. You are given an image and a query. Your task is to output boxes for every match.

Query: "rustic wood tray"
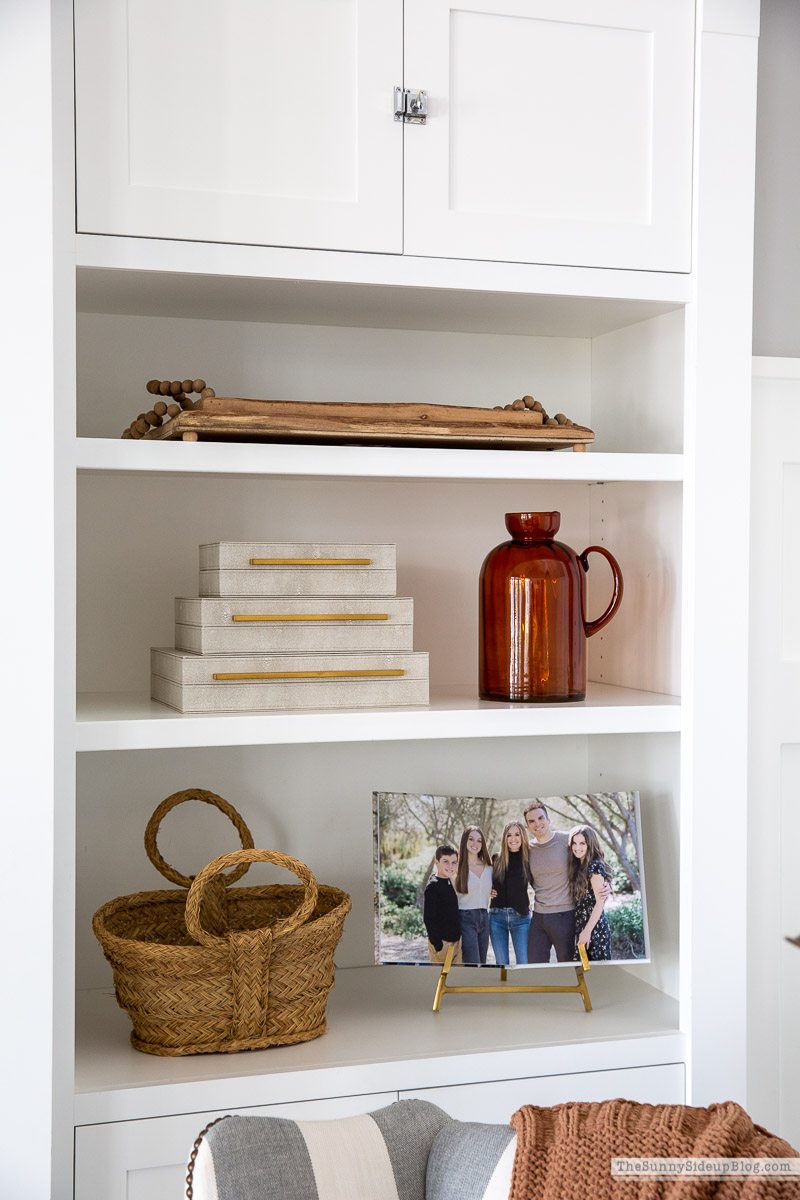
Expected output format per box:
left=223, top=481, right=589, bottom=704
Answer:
left=142, top=397, right=594, bottom=451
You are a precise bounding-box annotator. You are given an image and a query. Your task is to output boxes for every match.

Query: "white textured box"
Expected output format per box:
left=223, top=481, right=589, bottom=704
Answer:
left=150, top=648, right=429, bottom=713
left=200, top=542, right=396, bottom=570
left=199, top=541, right=396, bottom=597
left=200, top=569, right=397, bottom=597
left=174, top=596, right=415, bottom=655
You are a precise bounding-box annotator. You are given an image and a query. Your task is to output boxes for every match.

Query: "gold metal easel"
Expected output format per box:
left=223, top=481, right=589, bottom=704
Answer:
left=432, top=942, right=592, bottom=1012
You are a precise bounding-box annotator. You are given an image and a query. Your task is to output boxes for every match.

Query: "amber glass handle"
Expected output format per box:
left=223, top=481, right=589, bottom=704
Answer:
left=578, top=546, right=623, bottom=637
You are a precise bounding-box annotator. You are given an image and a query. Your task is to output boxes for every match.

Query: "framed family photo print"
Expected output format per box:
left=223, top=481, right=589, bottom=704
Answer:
left=374, top=790, right=649, bottom=969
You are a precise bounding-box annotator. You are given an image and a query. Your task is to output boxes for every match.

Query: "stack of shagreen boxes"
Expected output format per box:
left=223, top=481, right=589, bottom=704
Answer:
left=150, top=542, right=430, bottom=713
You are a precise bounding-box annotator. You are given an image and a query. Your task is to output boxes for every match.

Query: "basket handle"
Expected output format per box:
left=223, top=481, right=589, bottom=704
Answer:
left=144, top=789, right=255, bottom=888
left=185, top=848, right=319, bottom=949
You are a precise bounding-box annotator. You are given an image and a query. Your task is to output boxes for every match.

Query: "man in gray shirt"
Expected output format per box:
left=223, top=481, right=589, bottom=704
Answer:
left=524, top=801, right=609, bottom=963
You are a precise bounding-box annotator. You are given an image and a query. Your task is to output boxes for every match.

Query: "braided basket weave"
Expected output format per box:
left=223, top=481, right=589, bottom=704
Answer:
left=92, top=789, right=351, bottom=1056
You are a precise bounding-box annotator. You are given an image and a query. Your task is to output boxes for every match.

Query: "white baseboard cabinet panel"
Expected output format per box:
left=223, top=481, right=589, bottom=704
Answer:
left=74, top=1092, right=397, bottom=1200
left=74, top=1065, right=686, bottom=1199
left=400, top=1063, right=685, bottom=1122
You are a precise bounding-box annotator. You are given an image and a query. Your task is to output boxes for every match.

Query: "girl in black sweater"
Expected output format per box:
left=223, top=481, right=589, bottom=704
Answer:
left=489, top=821, right=534, bottom=965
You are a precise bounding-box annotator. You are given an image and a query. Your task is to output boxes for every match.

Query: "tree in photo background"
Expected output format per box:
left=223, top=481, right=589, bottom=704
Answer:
left=542, top=792, right=640, bottom=891
left=376, top=791, right=502, bottom=908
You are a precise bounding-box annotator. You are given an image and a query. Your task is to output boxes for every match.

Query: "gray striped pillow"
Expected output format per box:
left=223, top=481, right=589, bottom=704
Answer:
left=192, top=1099, right=452, bottom=1200
left=426, top=1121, right=516, bottom=1200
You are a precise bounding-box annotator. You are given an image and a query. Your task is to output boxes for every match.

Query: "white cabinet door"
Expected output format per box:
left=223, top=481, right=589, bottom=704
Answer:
left=400, top=1063, right=685, bottom=1121
left=404, top=0, right=695, bottom=271
left=75, top=0, right=403, bottom=253
left=74, top=1092, right=397, bottom=1200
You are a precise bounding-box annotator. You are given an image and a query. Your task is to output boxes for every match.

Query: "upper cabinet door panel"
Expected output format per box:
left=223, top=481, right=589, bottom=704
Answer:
left=404, top=0, right=695, bottom=272
left=75, top=0, right=403, bottom=253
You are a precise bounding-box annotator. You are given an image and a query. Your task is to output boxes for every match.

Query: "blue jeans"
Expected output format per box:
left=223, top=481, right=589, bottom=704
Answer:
left=489, top=908, right=531, bottom=966
left=459, top=908, right=490, bottom=964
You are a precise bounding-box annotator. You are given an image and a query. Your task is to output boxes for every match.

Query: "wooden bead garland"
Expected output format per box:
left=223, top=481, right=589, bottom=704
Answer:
left=490, top=394, right=578, bottom=428
left=122, top=379, right=215, bottom=440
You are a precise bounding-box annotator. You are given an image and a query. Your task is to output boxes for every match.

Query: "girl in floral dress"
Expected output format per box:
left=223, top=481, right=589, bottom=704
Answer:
left=568, top=825, right=612, bottom=961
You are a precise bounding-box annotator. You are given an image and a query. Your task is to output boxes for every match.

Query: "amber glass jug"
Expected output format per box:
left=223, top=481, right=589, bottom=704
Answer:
left=479, top=512, right=623, bottom=702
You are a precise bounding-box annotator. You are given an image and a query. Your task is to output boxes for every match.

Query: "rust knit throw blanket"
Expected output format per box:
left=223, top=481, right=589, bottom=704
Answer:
left=509, top=1100, right=800, bottom=1198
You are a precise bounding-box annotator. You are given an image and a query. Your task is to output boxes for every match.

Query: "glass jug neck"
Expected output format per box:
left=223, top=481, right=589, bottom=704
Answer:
left=505, top=512, right=561, bottom=541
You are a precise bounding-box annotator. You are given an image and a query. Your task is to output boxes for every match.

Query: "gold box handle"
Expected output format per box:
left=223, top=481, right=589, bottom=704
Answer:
left=212, top=669, right=405, bottom=681
left=232, top=613, right=389, bottom=622
left=249, top=557, right=372, bottom=566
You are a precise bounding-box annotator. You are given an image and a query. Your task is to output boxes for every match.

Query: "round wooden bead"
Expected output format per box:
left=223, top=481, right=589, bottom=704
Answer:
left=181, top=379, right=194, bottom=394
left=128, top=426, right=143, bottom=439
left=134, top=418, right=149, bottom=434
left=180, top=395, right=195, bottom=409
left=522, top=395, right=536, bottom=408
left=512, top=398, right=525, bottom=410
left=546, top=417, right=558, bottom=426
left=492, top=405, right=503, bottom=410
left=159, top=381, right=171, bottom=396
left=122, top=429, right=133, bottom=439
left=146, top=379, right=161, bottom=395
left=145, top=411, right=162, bottom=427
left=169, top=380, right=182, bottom=396
left=153, top=400, right=168, bottom=417
left=200, top=387, right=215, bottom=399
left=193, top=379, right=206, bottom=393
left=554, top=413, right=568, bottom=424
left=167, top=403, right=181, bottom=417
left=532, top=401, right=544, bottom=413
left=174, top=392, right=186, bottom=404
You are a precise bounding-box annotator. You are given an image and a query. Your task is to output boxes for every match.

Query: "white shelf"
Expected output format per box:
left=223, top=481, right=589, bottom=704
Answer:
left=74, top=964, right=682, bottom=1124
left=76, top=235, right=689, bottom=337
left=75, top=437, right=684, bottom=483
left=75, top=683, right=681, bottom=752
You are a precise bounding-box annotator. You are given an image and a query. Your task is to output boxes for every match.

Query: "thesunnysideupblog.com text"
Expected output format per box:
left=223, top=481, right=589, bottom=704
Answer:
left=612, top=1159, right=800, bottom=1178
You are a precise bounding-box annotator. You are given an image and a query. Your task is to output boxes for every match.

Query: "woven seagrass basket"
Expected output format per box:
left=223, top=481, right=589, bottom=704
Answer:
left=92, top=788, right=351, bottom=1056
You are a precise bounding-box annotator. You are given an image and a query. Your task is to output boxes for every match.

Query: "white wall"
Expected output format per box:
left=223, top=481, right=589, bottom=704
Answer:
left=748, top=361, right=800, bottom=1145
left=752, top=0, right=800, bottom=357
left=76, top=312, right=590, bottom=439
left=748, top=0, right=800, bottom=1140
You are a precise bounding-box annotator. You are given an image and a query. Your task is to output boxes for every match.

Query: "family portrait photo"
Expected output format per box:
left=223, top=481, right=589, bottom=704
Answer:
left=373, top=790, right=649, bottom=968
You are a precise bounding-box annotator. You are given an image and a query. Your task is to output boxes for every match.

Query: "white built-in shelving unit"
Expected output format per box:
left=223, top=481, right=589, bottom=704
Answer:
left=3, top=2, right=762, bottom=1197
left=71, top=234, right=693, bottom=1196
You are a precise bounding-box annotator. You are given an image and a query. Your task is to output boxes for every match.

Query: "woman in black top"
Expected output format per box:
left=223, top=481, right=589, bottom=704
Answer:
left=489, top=820, right=534, bottom=965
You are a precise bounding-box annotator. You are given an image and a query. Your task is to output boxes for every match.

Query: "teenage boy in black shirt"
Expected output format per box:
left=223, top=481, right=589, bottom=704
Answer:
left=423, top=845, right=463, bottom=964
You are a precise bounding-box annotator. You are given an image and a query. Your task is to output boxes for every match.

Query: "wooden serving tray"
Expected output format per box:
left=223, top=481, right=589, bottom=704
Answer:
left=142, top=397, right=594, bottom=451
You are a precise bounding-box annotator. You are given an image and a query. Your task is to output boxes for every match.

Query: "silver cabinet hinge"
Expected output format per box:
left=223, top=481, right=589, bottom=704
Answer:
left=394, top=87, right=428, bottom=124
